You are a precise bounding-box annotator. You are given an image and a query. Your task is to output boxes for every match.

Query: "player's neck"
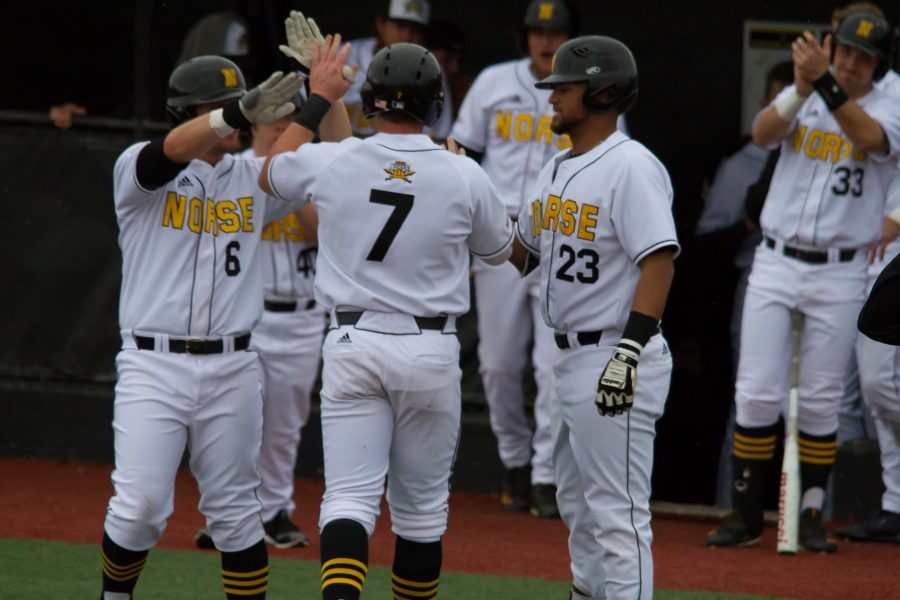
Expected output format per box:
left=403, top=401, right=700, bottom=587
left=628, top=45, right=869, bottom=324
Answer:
left=569, top=117, right=618, bottom=155
left=376, top=119, right=424, bottom=135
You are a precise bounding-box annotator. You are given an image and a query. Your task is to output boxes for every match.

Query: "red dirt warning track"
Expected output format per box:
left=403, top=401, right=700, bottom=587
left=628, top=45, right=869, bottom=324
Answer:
left=2, top=458, right=899, bottom=599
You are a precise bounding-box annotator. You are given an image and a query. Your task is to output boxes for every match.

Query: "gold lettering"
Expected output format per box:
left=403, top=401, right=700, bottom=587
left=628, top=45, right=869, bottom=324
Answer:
left=531, top=199, right=543, bottom=237
left=804, top=129, right=824, bottom=159
left=535, top=115, right=553, bottom=145
left=821, top=133, right=842, bottom=163
left=559, top=200, right=578, bottom=236
left=238, top=197, right=254, bottom=232
left=543, top=194, right=562, bottom=232
left=217, top=200, right=240, bottom=233
left=513, top=113, right=534, bottom=142
left=577, top=204, right=599, bottom=241
left=162, top=192, right=186, bottom=229
left=221, top=68, right=239, bottom=88
left=187, top=197, right=203, bottom=233
left=204, top=199, right=218, bottom=235
left=792, top=125, right=809, bottom=154
left=495, top=111, right=512, bottom=140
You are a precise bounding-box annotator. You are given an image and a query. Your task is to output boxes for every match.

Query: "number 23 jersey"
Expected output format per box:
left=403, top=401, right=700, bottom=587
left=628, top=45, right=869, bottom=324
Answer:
left=516, top=131, right=679, bottom=333
left=266, top=133, right=513, bottom=317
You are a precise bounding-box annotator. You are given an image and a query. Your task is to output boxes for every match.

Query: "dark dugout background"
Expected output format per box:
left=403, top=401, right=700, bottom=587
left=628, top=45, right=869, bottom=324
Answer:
left=4, top=0, right=895, bottom=502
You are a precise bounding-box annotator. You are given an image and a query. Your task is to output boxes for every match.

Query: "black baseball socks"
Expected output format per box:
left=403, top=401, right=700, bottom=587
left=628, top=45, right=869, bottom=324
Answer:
left=320, top=518, right=369, bottom=600
left=100, top=532, right=148, bottom=598
left=221, top=539, right=269, bottom=599
left=392, top=536, right=441, bottom=599
left=731, top=423, right=779, bottom=534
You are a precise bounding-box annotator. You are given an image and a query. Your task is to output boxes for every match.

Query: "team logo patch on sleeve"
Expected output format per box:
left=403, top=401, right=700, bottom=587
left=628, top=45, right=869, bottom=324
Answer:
left=384, top=160, right=416, bottom=183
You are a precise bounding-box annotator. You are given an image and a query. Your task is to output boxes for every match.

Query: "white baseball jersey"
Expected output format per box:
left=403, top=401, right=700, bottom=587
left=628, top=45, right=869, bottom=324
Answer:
left=237, top=148, right=317, bottom=302
left=516, top=130, right=680, bottom=333
left=760, top=83, right=900, bottom=249
left=451, top=58, right=573, bottom=217
left=343, top=37, right=453, bottom=139
left=113, top=143, right=292, bottom=337
left=266, top=132, right=513, bottom=316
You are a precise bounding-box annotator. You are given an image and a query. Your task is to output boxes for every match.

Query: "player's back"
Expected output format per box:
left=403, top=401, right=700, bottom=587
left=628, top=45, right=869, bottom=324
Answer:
left=309, top=133, right=509, bottom=317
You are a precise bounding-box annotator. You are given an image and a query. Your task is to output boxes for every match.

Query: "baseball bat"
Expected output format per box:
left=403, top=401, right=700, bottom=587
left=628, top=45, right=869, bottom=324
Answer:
left=777, top=310, right=802, bottom=555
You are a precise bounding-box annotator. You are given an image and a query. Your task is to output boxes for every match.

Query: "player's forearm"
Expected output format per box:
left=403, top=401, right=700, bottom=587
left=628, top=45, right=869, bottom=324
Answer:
left=319, top=100, right=352, bottom=142
left=162, top=113, right=225, bottom=163
left=833, top=102, right=888, bottom=153
left=751, top=106, right=794, bottom=147
left=630, top=248, right=676, bottom=320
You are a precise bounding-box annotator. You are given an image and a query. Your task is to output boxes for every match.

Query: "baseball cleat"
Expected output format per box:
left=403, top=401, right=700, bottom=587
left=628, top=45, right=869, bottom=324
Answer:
left=263, top=510, right=310, bottom=548
left=705, top=511, right=762, bottom=548
left=500, top=466, right=532, bottom=512
left=835, top=510, right=900, bottom=543
left=194, top=527, right=215, bottom=550
left=799, top=508, right=837, bottom=553
left=531, top=483, right=560, bottom=519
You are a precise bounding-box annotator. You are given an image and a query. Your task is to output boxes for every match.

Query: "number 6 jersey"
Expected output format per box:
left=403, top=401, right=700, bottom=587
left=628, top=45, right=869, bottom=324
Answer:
left=760, top=83, right=900, bottom=249
left=516, top=131, right=679, bottom=333
left=266, top=132, right=513, bottom=317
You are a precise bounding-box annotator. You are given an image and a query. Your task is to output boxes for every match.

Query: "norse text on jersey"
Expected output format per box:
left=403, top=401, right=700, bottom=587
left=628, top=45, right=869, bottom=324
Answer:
left=792, top=126, right=867, bottom=163
left=530, top=195, right=599, bottom=241
left=161, top=192, right=255, bottom=234
left=261, top=213, right=308, bottom=242
left=496, top=111, right=572, bottom=149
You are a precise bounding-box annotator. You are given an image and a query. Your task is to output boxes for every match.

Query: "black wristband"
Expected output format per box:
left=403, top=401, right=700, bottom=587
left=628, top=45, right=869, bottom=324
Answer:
left=222, top=99, right=252, bottom=131
left=621, top=311, right=659, bottom=348
left=812, top=72, right=849, bottom=112
left=295, top=93, right=332, bottom=133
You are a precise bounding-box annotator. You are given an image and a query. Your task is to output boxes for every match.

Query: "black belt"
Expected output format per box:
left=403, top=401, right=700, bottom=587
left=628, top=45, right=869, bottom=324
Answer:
left=134, top=333, right=251, bottom=354
left=764, top=236, right=855, bottom=264
left=264, top=299, right=316, bottom=312
left=335, top=311, right=448, bottom=330
left=554, top=330, right=604, bottom=350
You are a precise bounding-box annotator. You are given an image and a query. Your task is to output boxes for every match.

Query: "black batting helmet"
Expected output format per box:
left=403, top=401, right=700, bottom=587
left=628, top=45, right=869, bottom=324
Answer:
left=833, top=12, right=894, bottom=81
left=166, top=55, right=247, bottom=123
left=360, top=43, right=444, bottom=126
left=536, top=35, right=638, bottom=114
left=518, top=0, right=579, bottom=54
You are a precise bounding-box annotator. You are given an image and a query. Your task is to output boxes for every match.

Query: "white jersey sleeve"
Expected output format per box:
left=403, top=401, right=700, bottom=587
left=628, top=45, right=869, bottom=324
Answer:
left=266, top=138, right=363, bottom=207
left=459, top=160, right=514, bottom=261
left=610, top=151, right=681, bottom=263
left=113, top=142, right=156, bottom=218
left=861, top=92, right=900, bottom=162
left=451, top=70, right=491, bottom=152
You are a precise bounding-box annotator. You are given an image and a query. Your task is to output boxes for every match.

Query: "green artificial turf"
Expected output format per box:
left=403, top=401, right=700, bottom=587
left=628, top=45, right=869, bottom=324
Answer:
left=0, top=537, right=795, bottom=599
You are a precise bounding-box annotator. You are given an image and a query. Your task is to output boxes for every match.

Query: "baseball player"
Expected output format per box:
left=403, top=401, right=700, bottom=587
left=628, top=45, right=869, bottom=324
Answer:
left=706, top=12, right=900, bottom=553
left=342, top=0, right=453, bottom=139
left=260, top=36, right=513, bottom=600
left=449, top=0, right=584, bottom=517
left=194, top=103, right=333, bottom=550
left=837, top=237, right=900, bottom=543
left=99, top=56, right=302, bottom=599
left=511, top=35, right=678, bottom=600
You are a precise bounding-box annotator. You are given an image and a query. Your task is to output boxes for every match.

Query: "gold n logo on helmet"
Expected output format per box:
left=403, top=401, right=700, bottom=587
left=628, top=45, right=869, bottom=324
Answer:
left=539, top=2, right=554, bottom=20
left=856, top=19, right=874, bottom=38
left=221, top=68, right=239, bottom=87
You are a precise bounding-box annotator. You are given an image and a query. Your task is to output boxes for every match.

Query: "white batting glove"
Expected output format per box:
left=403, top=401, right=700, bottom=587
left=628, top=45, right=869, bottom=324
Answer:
left=279, top=10, right=355, bottom=81
left=239, top=71, right=302, bottom=123
left=595, top=340, right=641, bottom=416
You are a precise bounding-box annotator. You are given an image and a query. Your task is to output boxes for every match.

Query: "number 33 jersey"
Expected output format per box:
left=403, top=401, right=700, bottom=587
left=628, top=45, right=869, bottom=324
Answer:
left=761, top=83, right=900, bottom=249
left=516, top=131, right=679, bottom=334
left=266, top=133, right=513, bottom=317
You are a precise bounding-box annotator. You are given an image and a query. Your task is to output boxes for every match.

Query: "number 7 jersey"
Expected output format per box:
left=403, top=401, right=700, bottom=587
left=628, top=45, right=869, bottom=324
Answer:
left=516, top=131, right=679, bottom=333
left=266, top=133, right=513, bottom=316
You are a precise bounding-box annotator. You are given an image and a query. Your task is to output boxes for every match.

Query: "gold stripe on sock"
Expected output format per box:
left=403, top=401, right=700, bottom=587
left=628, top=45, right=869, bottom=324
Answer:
left=391, top=582, right=439, bottom=597
left=797, top=456, right=835, bottom=465
left=391, top=574, right=440, bottom=588
left=733, top=449, right=774, bottom=460
left=322, top=577, right=363, bottom=592
left=799, top=447, right=837, bottom=458
left=221, top=565, right=269, bottom=579
left=734, top=433, right=777, bottom=445
left=223, top=584, right=268, bottom=596
left=321, top=558, right=368, bottom=574
left=798, top=438, right=838, bottom=449
left=734, top=440, right=776, bottom=453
